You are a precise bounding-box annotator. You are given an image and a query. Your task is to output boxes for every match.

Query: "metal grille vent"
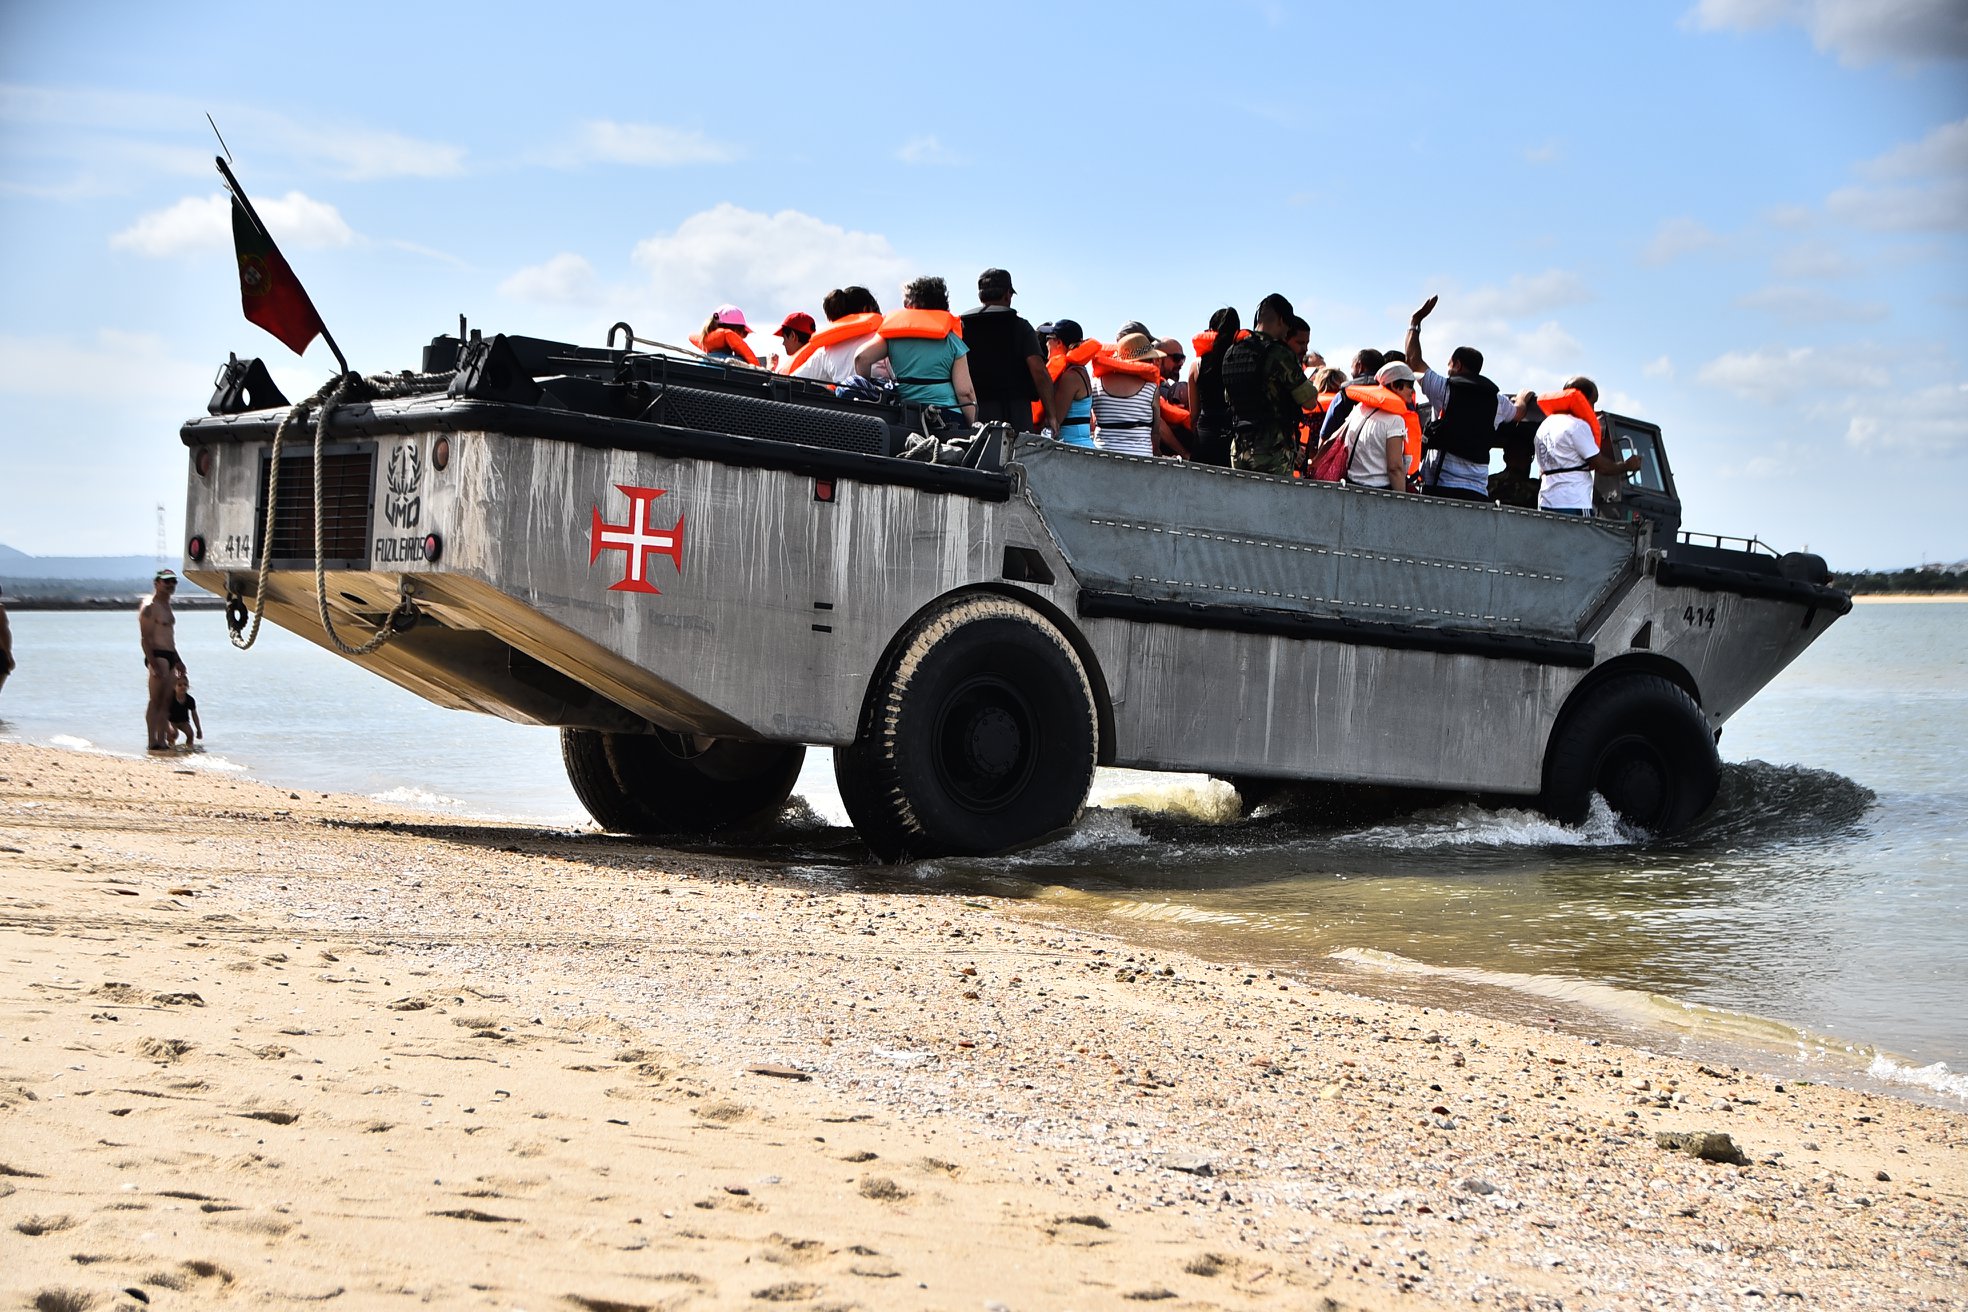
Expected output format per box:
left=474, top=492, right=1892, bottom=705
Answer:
left=654, top=386, right=892, bottom=456
left=257, top=446, right=374, bottom=565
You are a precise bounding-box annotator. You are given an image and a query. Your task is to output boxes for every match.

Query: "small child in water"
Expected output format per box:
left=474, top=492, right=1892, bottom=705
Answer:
left=167, top=670, right=203, bottom=747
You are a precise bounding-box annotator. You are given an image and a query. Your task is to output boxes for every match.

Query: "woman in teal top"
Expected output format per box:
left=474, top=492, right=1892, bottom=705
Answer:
left=1047, top=319, right=1094, bottom=447
left=854, top=276, right=977, bottom=426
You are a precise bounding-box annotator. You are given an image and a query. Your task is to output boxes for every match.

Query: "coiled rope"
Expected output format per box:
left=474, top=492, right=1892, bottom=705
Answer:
left=228, top=370, right=453, bottom=656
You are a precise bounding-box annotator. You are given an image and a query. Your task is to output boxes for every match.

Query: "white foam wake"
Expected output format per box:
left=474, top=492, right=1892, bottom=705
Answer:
left=369, top=785, right=467, bottom=812
left=1866, top=1056, right=1968, bottom=1101
left=1338, top=794, right=1639, bottom=849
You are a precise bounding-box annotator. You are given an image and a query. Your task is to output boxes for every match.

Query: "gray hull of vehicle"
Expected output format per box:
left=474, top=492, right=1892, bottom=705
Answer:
left=182, top=426, right=1839, bottom=798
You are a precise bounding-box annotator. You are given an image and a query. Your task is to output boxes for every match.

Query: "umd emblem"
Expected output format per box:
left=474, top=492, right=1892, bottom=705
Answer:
left=384, top=442, right=423, bottom=528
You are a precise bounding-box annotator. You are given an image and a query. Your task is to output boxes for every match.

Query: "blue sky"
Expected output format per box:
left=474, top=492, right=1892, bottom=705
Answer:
left=2, top=0, right=1963, bottom=565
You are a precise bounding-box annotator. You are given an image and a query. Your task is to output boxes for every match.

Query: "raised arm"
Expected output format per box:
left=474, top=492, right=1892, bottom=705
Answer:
left=1405, top=294, right=1438, bottom=373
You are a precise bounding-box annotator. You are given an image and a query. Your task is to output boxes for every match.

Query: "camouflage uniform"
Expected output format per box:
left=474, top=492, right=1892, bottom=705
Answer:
left=1223, top=332, right=1318, bottom=477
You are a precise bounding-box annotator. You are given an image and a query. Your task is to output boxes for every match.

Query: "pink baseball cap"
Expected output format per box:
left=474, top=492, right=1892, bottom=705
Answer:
left=713, top=304, right=750, bottom=332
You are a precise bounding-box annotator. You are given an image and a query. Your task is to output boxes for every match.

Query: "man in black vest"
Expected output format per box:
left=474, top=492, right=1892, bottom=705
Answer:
left=1404, top=294, right=1521, bottom=501
left=960, top=268, right=1053, bottom=432
left=1220, top=293, right=1321, bottom=476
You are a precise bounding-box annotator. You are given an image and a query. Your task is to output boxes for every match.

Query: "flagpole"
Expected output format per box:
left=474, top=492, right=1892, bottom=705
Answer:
left=215, top=156, right=351, bottom=378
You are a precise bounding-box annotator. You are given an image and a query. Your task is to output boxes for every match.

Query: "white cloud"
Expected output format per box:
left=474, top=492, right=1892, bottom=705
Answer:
left=1844, top=382, right=1968, bottom=453
left=1734, top=284, right=1889, bottom=322
left=499, top=252, right=602, bottom=306
left=1685, top=0, right=1968, bottom=65
left=0, top=84, right=466, bottom=183
left=626, top=204, right=909, bottom=343
left=567, top=119, right=740, bottom=167
left=1454, top=269, right=1593, bottom=320
left=0, top=329, right=209, bottom=404
left=1643, top=355, right=1676, bottom=380
left=1771, top=239, right=1856, bottom=279
left=1641, top=216, right=1725, bottom=265
left=108, top=190, right=355, bottom=257
left=1522, top=139, right=1563, bottom=166
left=1860, top=117, right=1968, bottom=180
left=896, top=135, right=964, bottom=167
left=1825, top=117, right=1968, bottom=232
left=1696, top=345, right=1889, bottom=397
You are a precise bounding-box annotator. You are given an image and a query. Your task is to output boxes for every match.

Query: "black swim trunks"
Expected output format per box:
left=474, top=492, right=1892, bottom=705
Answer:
left=149, top=648, right=183, bottom=671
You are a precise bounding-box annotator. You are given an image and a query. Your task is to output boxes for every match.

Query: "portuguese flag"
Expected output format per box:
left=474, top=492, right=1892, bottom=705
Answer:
left=229, top=190, right=326, bottom=357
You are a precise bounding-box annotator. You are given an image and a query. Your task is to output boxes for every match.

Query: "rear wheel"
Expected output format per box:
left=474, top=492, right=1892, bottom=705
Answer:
left=1537, top=675, right=1718, bottom=835
left=561, top=728, right=805, bottom=836
left=836, top=594, right=1098, bottom=861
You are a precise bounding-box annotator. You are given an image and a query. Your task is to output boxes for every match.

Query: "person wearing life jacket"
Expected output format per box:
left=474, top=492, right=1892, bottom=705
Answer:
left=1297, top=365, right=1348, bottom=476
left=1151, top=337, right=1195, bottom=455
left=1220, top=293, right=1322, bottom=476
left=785, top=286, right=887, bottom=385
left=1340, top=361, right=1424, bottom=492
left=1186, top=307, right=1244, bottom=468
left=1315, top=347, right=1386, bottom=446
left=1040, top=319, right=1099, bottom=446
left=960, top=268, right=1053, bottom=433
left=771, top=311, right=815, bottom=370
left=1400, top=294, right=1522, bottom=501
left=689, top=305, right=760, bottom=365
left=1090, top=333, right=1185, bottom=458
left=853, top=275, right=976, bottom=427
left=1533, top=376, right=1639, bottom=516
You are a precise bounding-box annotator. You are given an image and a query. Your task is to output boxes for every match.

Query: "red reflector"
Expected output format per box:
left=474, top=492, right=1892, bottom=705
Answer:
left=814, top=479, right=834, bottom=503
left=186, top=535, right=206, bottom=562
left=422, top=532, right=442, bottom=563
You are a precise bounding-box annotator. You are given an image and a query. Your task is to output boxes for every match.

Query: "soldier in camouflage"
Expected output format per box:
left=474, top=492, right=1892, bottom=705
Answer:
left=1220, top=293, right=1322, bottom=476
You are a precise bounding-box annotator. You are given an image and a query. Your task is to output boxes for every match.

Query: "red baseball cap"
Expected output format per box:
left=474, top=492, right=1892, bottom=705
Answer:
left=775, top=312, right=817, bottom=338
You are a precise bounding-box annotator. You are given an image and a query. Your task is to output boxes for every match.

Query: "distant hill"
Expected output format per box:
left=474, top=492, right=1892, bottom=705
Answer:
left=0, top=543, right=169, bottom=581
left=0, top=543, right=211, bottom=603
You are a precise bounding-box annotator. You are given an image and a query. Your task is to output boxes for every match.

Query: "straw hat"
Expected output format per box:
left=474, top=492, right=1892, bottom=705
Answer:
left=1114, top=332, right=1165, bottom=362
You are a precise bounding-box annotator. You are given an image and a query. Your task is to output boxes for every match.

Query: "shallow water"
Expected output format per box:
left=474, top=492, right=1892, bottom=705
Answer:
left=2, top=601, right=1961, bottom=1099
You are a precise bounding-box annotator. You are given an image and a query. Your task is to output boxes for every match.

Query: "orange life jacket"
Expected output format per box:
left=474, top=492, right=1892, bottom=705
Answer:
left=877, top=309, right=964, bottom=341
left=1091, top=352, right=1161, bottom=382
left=1191, top=328, right=1250, bottom=357
left=1158, top=395, right=1191, bottom=430
left=1346, top=383, right=1424, bottom=479
left=688, top=328, right=759, bottom=366
left=1537, top=389, right=1602, bottom=440
left=1035, top=339, right=1102, bottom=426
left=780, top=312, right=884, bottom=375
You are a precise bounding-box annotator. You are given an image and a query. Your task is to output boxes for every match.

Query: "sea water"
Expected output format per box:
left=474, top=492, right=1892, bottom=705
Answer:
left=2, top=601, right=1962, bottom=1099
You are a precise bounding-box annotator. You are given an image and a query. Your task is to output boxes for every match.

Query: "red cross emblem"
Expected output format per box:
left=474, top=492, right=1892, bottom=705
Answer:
left=589, top=484, right=685, bottom=594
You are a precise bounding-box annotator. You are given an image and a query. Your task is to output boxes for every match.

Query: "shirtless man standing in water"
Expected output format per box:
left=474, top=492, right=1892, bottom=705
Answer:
left=139, top=570, right=182, bottom=750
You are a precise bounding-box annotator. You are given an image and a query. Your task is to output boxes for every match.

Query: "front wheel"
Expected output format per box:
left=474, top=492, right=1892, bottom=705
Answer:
left=561, top=728, right=805, bottom=836
left=1537, top=675, right=1719, bottom=835
left=836, top=595, right=1098, bottom=861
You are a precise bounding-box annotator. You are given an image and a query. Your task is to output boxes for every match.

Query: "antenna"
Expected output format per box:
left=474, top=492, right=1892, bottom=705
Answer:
left=157, top=503, right=167, bottom=564
left=206, top=113, right=234, bottom=164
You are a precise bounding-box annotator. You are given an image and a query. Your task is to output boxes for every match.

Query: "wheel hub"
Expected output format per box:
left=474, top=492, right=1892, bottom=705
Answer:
left=933, top=675, right=1038, bottom=813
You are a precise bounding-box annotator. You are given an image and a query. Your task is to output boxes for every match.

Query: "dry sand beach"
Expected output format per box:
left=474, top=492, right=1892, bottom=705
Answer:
left=2, top=742, right=1963, bottom=1311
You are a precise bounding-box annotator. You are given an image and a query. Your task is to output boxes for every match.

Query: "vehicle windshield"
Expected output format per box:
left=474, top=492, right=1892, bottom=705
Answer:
left=1603, top=418, right=1671, bottom=495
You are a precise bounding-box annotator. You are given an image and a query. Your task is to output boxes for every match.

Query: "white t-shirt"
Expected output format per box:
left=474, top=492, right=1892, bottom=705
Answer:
left=792, top=332, right=882, bottom=385
left=1343, top=406, right=1410, bottom=488
left=1534, top=415, right=1599, bottom=510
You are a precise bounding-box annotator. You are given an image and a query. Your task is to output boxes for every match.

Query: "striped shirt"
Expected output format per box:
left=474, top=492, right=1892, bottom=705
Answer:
left=1090, top=379, right=1157, bottom=456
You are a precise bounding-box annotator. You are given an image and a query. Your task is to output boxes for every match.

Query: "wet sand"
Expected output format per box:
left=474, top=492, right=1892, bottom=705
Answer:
left=2, top=742, right=1963, bottom=1311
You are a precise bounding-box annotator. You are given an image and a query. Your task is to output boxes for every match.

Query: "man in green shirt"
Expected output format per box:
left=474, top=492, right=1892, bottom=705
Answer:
left=1220, top=293, right=1321, bottom=476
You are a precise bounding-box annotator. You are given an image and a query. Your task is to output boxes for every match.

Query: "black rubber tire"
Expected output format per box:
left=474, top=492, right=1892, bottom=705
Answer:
left=561, top=728, right=648, bottom=833
left=836, top=594, right=1098, bottom=861
left=560, top=727, right=805, bottom=836
left=1537, top=674, right=1719, bottom=834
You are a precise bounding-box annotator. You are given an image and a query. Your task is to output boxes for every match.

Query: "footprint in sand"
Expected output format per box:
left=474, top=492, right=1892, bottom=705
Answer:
left=136, top=1038, right=192, bottom=1063
left=856, top=1177, right=909, bottom=1202
left=14, top=1214, right=77, bottom=1236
